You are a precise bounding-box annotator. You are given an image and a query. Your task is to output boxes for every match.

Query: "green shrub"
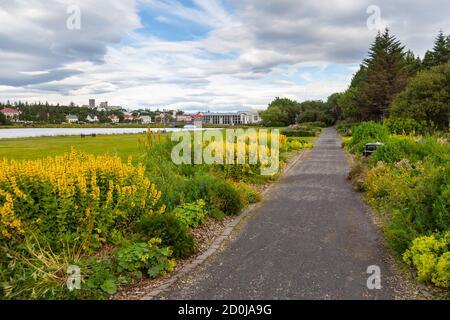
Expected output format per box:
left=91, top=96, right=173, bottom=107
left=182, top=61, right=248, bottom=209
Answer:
left=80, top=257, right=119, bottom=298
left=349, top=122, right=389, bottom=153
left=234, top=182, right=261, bottom=205
left=173, top=200, right=207, bottom=228
left=403, top=232, right=450, bottom=288
left=364, top=158, right=450, bottom=255
left=300, top=121, right=327, bottom=128
left=281, top=129, right=316, bottom=137
left=183, top=175, right=244, bottom=215
left=384, top=117, right=428, bottom=135
left=369, top=135, right=450, bottom=167
left=115, top=238, right=176, bottom=277
left=288, top=140, right=303, bottom=150
left=137, top=213, right=196, bottom=259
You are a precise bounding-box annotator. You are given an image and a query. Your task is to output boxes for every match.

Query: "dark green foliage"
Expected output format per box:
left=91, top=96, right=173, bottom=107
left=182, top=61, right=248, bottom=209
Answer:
left=137, top=213, right=196, bottom=259
left=383, top=117, right=428, bottom=135
left=184, top=175, right=244, bottom=216
left=259, top=97, right=300, bottom=126
left=390, top=62, right=450, bottom=130
left=281, top=129, right=317, bottom=137
left=369, top=136, right=450, bottom=167
left=422, top=31, right=450, bottom=69
left=358, top=29, right=409, bottom=120
left=348, top=122, right=389, bottom=152
left=0, top=112, right=9, bottom=125
left=259, top=97, right=337, bottom=126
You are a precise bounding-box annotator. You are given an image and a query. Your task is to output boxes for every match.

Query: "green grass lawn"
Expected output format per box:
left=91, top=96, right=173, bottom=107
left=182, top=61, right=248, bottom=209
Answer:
left=0, top=134, right=148, bottom=162
left=0, top=131, right=317, bottom=163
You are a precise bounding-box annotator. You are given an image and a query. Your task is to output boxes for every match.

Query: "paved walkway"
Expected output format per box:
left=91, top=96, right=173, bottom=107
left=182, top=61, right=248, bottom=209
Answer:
left=157, top=128, right=398, bottom=299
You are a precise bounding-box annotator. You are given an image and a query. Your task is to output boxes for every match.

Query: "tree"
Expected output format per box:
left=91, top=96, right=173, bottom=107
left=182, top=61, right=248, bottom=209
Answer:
left=432, top=31, right=450, bottom=65
left=423, top=31, right=450, bottom=69
left=404, top=50, right=422, bottom=77
left=0, top=112, right=9, bottom=125
left=326, top=92, right=343, bottom=120
left=335, top=66, right=368, bottom=121
left=337, top=86, right=362, bottom=121
left=358, top=29, right=408, bottom=121
left=390, top=61, right=450, bottom=130
left=259, top=97, right=301, bottom=126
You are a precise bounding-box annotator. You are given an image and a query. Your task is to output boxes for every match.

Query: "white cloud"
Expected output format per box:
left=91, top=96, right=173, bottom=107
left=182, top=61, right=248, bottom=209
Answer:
left=0, top=0, right=449, bottom=110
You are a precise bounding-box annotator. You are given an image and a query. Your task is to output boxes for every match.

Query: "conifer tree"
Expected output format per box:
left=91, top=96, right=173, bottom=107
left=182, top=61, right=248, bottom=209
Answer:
left=358, top=29, right=408, bottom=120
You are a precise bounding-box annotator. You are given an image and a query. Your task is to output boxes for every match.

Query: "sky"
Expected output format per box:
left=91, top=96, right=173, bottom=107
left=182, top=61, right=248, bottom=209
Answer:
left=0, top=0, right=449, bottom=112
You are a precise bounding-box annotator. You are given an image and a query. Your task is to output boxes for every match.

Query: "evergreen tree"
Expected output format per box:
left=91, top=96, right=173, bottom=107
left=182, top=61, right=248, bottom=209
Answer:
left=432, top=30, right=450, bottom=66
left=358, top=29, right=408, bottom=121
left=423, top=31, right=450, bottom=68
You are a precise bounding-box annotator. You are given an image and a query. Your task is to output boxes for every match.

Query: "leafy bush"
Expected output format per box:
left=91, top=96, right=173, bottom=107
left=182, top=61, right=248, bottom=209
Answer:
left=233, top=182, right=261, bottom=206
left=390, top=61, right=450, bottom=131
left=281, top=129, right=317, bottom=137
left=403, top=232, right=450, bottom=288
left=288, top=140, right=303, bottom=150
left=187, top=175, right=244, bottom=215
left=137, top=213, right=196, bottom=259
left=80, top=257, right=120, bottom=298
left=364, top=159, right=450, bottom=255
left=300, top=121, right=327, bottom=128
left=115, top=238, right=176, bottom=277
left=369, top=135, right=450, bottom=167
left=173, top=200, right=207, bottom=228
left=384, top=117, right=428, bottom=135
left=0, top=149, right=163, bottom=249
left=348, top=122, right=389, bottom=153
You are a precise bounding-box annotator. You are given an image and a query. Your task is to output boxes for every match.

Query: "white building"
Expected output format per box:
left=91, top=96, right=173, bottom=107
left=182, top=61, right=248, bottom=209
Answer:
left=0, top=108, right=20, bottom=121
left=138, top=115, right=152, bottom=124
left=201, top=111, right=261, bottom=125
left=65, top=114, right=78, bottom=123
left=86, top=114, right=99, bottom=122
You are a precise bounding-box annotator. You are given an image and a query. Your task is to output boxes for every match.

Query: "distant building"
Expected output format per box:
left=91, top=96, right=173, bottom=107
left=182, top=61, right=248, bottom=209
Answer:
left=109, top=115, right=120, bottom=123
left=155, top=112, right=172, bottom=123
left=0, top=108, right=20, bottom=121
left=99, top=101, right=108, bottom=108
left=201, top=111, right=261, bottom=125
left=191, top=113, right=204, bottom=127
left=176, top=115, right=192, bottom=123
left=86, top=114, right=99, bottom=122
left=138, top=115, right=152, bottom=124
left=65, top=114, right=78, bottom=123
left=123, top=112, right=135, bottom=122
left=89, top=99, right=96, bottom=108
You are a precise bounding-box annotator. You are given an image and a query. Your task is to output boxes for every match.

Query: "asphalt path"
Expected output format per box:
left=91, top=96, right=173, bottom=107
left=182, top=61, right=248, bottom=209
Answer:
left=157, top=128, right=398, bottom=299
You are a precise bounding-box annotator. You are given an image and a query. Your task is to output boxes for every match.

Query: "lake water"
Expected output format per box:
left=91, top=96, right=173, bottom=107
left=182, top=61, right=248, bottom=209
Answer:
left=0, top=127, right=212, bottom=139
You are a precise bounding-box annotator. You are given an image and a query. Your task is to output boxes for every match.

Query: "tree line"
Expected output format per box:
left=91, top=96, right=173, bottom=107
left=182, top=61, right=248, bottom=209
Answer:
left=260, top=30, right=450, bottom=130
left=0, top=101, right=158, bottom=124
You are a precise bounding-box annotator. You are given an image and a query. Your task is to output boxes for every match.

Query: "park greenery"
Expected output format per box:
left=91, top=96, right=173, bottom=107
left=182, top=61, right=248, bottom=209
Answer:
left=343, top=122, right=449, bottom=290
left=0, top=130, right=313, bottom=299
left=331, top=29, right=449, bottom=291
left=260, top=30, right=449, bottom=132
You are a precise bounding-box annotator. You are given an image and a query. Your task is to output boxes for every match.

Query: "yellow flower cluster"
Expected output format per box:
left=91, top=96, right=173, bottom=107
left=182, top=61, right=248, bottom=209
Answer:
left=0, top=148, right=162, bottom=240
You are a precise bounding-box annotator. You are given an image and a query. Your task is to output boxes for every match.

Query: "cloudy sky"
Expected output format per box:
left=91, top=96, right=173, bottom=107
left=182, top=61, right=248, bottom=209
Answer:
left=0, top=0, right=449, bottom=111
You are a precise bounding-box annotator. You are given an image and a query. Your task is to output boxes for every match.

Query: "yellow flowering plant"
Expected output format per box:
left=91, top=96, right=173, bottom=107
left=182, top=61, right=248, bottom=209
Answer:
left=0, top=148, right=163, bottom=249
